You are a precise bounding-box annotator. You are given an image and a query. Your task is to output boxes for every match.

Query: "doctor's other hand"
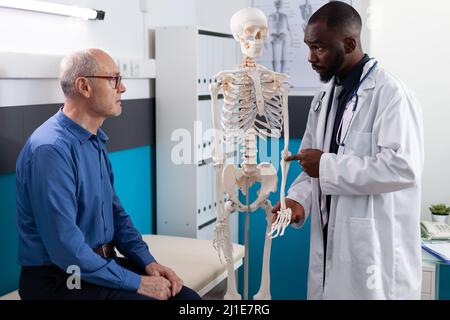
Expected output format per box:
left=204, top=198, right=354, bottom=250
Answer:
left=272, top=199, right=305, bottom=225
left=145, top=262, right=183, bottom=297
left=138, top=275, right=172, bottom=300
left=286, top=149, right=324, bottom=178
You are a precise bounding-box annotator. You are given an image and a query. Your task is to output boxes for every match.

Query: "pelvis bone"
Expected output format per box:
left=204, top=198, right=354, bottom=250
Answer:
left=223, top=162, right=277, bottom=212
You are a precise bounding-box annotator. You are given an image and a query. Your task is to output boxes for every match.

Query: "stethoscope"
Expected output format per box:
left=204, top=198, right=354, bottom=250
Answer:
left=336, top=60, right=378, bottom=147
left=313, top=60, right=379, bottom=147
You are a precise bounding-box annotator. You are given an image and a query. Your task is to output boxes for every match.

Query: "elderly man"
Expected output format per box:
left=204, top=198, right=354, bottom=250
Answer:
left=16, top=48, right=200, bottom=300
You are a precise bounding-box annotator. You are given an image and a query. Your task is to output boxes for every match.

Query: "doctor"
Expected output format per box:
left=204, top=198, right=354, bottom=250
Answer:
left=272, top=2, right=424, bottom=299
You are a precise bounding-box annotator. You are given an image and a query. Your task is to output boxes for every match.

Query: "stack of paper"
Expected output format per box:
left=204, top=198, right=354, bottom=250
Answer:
left=422, top=242, right=450, bottom=264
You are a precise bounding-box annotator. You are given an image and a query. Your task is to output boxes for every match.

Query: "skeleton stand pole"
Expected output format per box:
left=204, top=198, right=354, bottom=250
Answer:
left=244, top=176, right=250, bottom=300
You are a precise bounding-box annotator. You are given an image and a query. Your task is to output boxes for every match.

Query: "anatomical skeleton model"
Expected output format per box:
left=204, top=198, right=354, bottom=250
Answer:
left=209, top=7, right=292, bottom=300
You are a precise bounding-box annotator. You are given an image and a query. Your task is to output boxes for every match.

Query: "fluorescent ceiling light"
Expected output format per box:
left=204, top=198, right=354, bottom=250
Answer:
left=0, top=0, right=105, bottom=20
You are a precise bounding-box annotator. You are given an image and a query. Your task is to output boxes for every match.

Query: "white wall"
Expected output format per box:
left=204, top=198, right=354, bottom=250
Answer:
left=0, top=0, right=202, bottom=106
left=147, top=0, right=196, bottom=27
left=367, top=0, right=450, bottom=219
left=0, top=0, right=150, bottom=105
left=0, top=0, right=198, bottom=58
left=0, top=0, right=142, bottom=57
left=196, top=0, right=251, bottom=33
left=352, top=0, right=371, bottom=55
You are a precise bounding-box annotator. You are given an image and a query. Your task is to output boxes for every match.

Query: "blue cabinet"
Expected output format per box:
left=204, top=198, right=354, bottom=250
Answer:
left=422, top=250, right=450, bottom=300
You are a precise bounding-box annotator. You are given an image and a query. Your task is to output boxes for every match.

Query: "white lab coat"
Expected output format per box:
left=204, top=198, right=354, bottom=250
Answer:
left=288, top=60, right=424, bottom=300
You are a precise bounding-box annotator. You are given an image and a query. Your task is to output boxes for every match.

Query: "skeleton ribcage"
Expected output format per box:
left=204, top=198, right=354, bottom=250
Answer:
left=220, top=70, right=286, bottom=142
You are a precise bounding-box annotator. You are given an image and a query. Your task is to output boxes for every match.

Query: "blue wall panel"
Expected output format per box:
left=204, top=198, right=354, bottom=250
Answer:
left=109, top=145, right=153, bottom=234
left=0, top=145, right=153, bottom=296
left=438, top=264, right=450, bottom=300
left=0, top=173, right=20, bottom=296
left=238, top=138, right=311, bottom=300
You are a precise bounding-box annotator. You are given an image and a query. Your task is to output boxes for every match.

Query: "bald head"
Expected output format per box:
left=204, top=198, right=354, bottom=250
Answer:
left=59, top=49, right=97, bottom=98
left=308, top=1, right=362, bottom=39
left=59, top=48, right=117, bottom=99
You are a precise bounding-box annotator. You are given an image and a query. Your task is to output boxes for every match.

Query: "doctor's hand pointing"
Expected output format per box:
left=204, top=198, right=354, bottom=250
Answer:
left=286, top=149, right=324, bottom=178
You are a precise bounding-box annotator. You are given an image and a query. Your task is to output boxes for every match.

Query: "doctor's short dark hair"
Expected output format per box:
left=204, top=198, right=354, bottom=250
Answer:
left=308, top=1, right=362, bottom=34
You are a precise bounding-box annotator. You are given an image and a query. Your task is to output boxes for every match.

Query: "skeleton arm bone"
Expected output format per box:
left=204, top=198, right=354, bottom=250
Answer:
left=280, top=84, right=291, bottom=208
left=210, top=82, right=225, bottom=166
left=269, top=84, right=292, bottom=239
left=210, top=82, right=238, bottom=268
left=210, top=82, right=227, bottom=223
left=213, top=201, right=236, bottom=264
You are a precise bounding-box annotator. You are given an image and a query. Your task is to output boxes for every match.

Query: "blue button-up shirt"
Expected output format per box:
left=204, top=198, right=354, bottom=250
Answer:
left=16, top=109, right=155, bottom=292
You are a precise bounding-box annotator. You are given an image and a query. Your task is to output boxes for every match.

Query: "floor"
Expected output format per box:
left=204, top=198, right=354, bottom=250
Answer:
left=202, top=279, right=227, bottom=300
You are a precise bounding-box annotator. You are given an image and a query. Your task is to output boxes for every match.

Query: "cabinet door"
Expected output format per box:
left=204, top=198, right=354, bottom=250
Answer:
left=421, top=263, right=436, bottom=300
left=421, top=293, right=431, bottom=300
left=196, top=100, right=211, bottom=163
left=197, top=34, right=209, bottom=95
left=422, top=270, right=432, bottom=295
left=196, top=164, right=208, bottom=225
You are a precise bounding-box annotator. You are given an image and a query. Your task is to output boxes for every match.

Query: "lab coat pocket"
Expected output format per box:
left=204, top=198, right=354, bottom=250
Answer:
left=344, top=131, right=373, bottom=157
left=340, top=217, right=381, bottom=266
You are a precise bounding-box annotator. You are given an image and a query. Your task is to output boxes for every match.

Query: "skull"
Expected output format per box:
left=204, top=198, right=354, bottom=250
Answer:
left=230, top=8, right=268, bottom=59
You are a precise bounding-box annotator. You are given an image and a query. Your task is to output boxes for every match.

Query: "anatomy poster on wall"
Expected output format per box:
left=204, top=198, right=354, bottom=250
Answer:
left=252, top=0, right=352, bottom=90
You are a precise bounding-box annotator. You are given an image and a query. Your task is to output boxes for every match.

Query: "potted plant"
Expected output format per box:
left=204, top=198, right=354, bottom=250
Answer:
left=429, top=204, right=450, bottom=224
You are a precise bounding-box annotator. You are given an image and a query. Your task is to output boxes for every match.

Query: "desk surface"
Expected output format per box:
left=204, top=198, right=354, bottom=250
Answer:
left=423, top=250, right=440, bottom=268
left=422, top=240, right=450, bottom=266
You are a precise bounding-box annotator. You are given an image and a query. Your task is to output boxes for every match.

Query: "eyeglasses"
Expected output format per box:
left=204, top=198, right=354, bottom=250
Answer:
left=83, top=75, right=122, bottom=91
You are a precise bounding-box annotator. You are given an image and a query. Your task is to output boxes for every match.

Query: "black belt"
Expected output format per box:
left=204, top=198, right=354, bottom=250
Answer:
left=93, top=242, right=116, bottom=259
